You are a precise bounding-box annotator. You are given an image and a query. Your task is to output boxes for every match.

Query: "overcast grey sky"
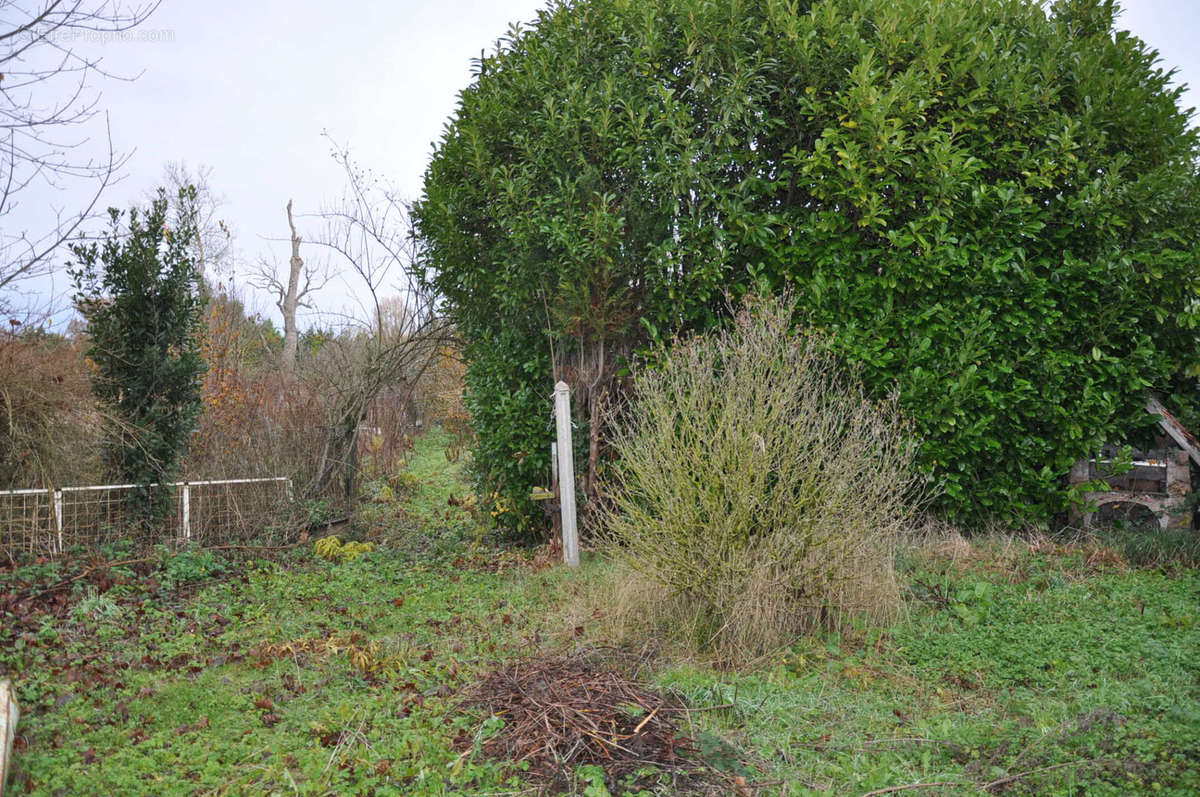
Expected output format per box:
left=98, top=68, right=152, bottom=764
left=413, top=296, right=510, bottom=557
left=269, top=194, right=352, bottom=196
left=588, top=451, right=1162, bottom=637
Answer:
left=7, top=0, right=1199, bottom=329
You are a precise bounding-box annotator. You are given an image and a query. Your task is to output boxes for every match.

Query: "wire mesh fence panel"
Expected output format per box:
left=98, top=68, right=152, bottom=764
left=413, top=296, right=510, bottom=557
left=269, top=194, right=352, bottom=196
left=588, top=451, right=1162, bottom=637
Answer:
left=0, top=478, right=292, bottom=559
left=0, top=490, right=55, bottom=558
left=57, top=485, right=170, bottom=554
left=186, top=478, right=292, bottom=547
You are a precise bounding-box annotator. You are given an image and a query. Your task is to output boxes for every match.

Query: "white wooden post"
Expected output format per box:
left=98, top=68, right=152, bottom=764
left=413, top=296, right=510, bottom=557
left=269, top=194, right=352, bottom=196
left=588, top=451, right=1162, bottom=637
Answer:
left=1, top=678, right=19, bottom=797
left=181, top=482, right=191, bottom=542
left=553, top=381, right=579, bottom=567
left=52, top=489, right=63, bottom=555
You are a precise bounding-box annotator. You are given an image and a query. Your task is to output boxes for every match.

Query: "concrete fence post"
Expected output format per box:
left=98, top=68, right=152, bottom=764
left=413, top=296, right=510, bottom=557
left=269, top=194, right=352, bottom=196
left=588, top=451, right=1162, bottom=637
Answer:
left=52, top=489, right=63, bottom=555
left=181, top=483, right=191, bottom=542
left=553, top=381, right=579, bottom=567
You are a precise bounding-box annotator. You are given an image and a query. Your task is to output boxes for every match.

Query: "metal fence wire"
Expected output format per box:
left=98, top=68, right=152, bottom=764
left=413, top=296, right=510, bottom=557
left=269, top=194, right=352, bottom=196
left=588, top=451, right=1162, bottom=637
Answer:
left=0, top=477, right=292, bottom=558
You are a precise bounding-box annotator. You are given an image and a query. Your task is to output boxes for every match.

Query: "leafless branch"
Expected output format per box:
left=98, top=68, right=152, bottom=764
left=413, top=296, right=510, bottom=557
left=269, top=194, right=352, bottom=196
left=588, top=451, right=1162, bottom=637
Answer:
left=296, top=137, right=451, bottom=499
left=0, top=0, right=161, bottom=314
left=305, top=133, right=424, bottom=341
left=155, top=161, right=233, bottom=276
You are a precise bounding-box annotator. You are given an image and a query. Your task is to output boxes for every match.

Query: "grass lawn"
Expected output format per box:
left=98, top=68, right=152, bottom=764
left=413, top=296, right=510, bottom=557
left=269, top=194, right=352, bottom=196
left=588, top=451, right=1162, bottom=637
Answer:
left=651, top=544, right=1200, bottom=795
left=2, top=429, right=1198, bottom=795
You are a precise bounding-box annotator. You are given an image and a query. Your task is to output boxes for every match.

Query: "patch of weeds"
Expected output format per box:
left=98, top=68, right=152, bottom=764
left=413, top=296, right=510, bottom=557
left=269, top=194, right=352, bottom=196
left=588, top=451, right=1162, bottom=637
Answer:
left=4, top=430, right=578, bottom=796
left=575, top=764, right=616, bottom=796
left=629, top=537, right=1200, bottom=795
left=7, top=544, right=570, bottom=795
left=363, top=478, right=400, bottom=504
left=155, top=545, right=228, bottom=588
left=392, top=427, right=479, bottom=525
left=948, top=579, right=995, bottom=627
left=889, top=549, right=1200, bottom=794
left=389, top=469, right=422, bottom=497
left=1097, top=523, right=1200, bottom=569
left=69, top=586, right=123, bottom=622
left=0, top=556, right=63, bottom=588
left=9, top=436, right=1197, bottom=796
left=694, top=730, right=754, bottom=779
left=303, top=497, right=332, bottom=526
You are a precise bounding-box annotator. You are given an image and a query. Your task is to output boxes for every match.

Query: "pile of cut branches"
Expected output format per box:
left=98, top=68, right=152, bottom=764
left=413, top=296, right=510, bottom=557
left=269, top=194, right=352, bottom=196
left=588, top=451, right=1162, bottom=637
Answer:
left=461, top=655, right=703, bottom=789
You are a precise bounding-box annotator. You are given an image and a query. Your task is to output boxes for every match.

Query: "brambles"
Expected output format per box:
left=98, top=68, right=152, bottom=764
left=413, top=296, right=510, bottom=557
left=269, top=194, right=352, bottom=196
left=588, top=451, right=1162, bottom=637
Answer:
left=0, top=330, right=103, bottom=489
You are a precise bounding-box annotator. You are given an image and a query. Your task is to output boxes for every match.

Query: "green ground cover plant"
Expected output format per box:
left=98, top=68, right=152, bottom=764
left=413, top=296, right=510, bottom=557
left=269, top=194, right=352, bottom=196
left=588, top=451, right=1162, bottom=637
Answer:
left=1, top=430, right=1197, bottom=795
left=1, top=431, right=570, bottom=795
left=644, top=534, right=1200, bottom=795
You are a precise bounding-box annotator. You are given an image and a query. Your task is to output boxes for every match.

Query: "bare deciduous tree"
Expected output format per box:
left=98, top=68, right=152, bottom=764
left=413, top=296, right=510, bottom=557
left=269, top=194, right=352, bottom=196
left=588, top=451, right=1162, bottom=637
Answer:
left=314, top=135, right=420, bottom=342
left=300, top=140, right=450, bottom=502
left=302, top=310, right=444, bottom=503
left=157, top=161, right=232, bottom=276
left=0, top=0, right=161, bottom=315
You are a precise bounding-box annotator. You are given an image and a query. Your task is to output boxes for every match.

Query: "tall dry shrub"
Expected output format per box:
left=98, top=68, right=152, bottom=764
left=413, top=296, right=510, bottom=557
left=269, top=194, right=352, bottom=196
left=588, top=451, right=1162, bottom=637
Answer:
left=0, top=332, right=103, bottom=488
left=187, top=296, right=258, bottom=477
left=602, top=296, right=923, bottom=660
left=416, top=345, right=471, bottom=459
left=181, top=292, right=340, bottom=541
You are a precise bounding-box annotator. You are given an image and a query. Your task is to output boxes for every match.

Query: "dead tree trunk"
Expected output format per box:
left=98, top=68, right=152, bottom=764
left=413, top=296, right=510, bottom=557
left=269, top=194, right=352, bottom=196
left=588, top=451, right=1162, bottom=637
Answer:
left=280, top=200, right=304, bottom=374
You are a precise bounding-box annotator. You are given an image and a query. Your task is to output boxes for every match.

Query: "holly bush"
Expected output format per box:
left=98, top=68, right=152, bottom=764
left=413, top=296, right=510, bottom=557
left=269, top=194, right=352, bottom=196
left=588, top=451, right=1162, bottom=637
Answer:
left=70, top=187, right=206, bottom=521
left=415, top=0, right=1200, bottom=529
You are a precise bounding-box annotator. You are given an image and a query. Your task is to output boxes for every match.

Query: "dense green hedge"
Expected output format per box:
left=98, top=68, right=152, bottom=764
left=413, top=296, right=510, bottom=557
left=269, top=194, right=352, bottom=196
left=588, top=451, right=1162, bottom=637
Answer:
left=415, top=0, right=1200, bottom=531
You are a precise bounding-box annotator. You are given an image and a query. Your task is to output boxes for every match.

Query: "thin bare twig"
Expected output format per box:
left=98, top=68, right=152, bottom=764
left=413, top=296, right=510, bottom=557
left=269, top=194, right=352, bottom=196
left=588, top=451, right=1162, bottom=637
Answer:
left=859, top=781, right=961, bottom=796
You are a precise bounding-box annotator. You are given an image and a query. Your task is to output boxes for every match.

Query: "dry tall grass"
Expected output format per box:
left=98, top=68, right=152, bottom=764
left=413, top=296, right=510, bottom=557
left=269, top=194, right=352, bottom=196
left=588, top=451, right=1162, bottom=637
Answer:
left=596, top=295, right=925, bottom=662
